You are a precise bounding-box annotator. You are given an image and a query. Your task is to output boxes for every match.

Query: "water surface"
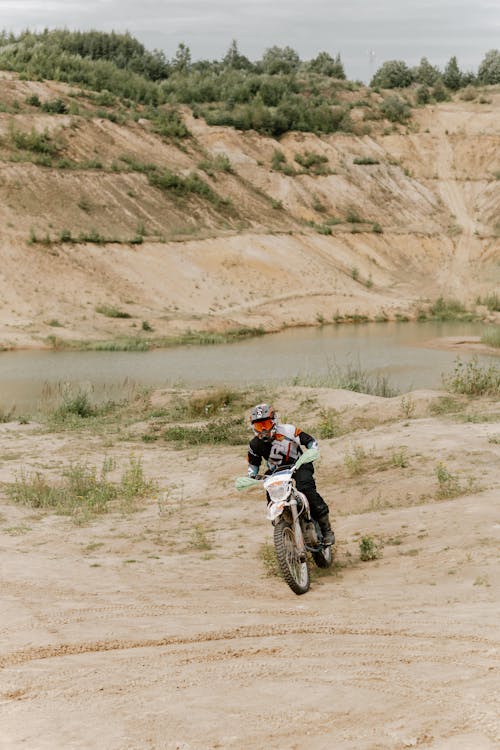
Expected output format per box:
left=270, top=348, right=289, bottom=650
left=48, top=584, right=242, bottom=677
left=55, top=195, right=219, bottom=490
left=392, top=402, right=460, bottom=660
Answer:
left=0, top=321, right=495, bottom=412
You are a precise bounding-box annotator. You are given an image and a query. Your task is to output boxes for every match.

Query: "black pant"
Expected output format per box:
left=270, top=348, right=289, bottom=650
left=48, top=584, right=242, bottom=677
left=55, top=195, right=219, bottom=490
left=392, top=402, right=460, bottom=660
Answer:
left=266, top=463, right=329, bottom=521
left=294, top=463, right=329, bottom=520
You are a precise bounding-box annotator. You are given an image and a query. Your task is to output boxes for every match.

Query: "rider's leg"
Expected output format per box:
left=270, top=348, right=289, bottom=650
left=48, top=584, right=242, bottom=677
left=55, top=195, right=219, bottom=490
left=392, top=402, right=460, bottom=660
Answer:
left=295, top=464, right=335, bottom=545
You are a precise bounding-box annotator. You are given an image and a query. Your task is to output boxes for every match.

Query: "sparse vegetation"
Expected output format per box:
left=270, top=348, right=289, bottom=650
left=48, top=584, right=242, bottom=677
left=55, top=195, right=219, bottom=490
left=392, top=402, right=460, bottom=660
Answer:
left=95, top=305, right=132, bottom=319
left=259, top=541, right=282, bottom=578
left=291, top=361, right=398, bottom=397
left=197, top=152, right=233, bottom=176
left=353, top=156, right=380, bottom=165
left=442, top=357, right=500, bottom=396
left=477, top=292, right=500, bottom=311
left=481, top=326, right=500, bottom=348
left=10, top=126, right=61, bottom=156
left=427, top=297, right=475, bottom=321
left=429, top=396, right=464, bottom=415
left=294, top=151, right=329, bottom=174
left=189, top=524, right=213, bottom=551
left=163, top=418, right=248, bottom=446
left=7, top=457, right=156, bottom=520
left=0, top=406, right=15, bottom=423
left=344, top=444, right=367, bottom=476
left=316, top=409, right=343, bottom=439
left=399, top=395, right=416, bottom=419
left=359, top=535, right=383, bottom=561
left=435, top=463, right=462, bottom=499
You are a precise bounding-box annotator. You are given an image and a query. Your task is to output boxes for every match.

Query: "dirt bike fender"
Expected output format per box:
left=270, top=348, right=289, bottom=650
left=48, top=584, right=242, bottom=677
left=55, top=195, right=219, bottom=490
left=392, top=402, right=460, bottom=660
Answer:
left=266, top=502, right=285, bottom=522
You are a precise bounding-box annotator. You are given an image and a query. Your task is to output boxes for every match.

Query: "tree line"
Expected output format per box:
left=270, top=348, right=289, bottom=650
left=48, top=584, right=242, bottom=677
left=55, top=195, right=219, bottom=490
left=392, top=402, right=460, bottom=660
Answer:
left=0, top=30, right=498, bottom=136
left=371, top=53, right=500, bottom=90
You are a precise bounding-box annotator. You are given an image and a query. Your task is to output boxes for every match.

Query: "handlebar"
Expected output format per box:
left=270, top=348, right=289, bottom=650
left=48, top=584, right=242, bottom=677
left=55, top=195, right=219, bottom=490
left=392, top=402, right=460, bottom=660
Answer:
left=235, top=447, right=319, bottom=491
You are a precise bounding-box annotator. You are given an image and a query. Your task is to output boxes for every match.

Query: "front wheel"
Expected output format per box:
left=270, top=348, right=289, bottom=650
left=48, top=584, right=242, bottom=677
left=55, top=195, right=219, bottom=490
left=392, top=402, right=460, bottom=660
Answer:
left=273, top=519, right=310, bottom=595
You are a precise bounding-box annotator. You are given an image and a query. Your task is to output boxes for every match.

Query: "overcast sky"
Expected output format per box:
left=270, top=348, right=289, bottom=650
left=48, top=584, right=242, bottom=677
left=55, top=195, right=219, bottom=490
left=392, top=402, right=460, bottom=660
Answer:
left=1, top=0, right=499, bottom=81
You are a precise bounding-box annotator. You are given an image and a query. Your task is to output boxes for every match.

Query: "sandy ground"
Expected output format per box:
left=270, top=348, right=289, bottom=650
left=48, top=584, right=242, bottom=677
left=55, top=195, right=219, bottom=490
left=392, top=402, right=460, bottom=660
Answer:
left=0, top=76, right=499, bottom=349
left=0, top=387, right=499, bottom=750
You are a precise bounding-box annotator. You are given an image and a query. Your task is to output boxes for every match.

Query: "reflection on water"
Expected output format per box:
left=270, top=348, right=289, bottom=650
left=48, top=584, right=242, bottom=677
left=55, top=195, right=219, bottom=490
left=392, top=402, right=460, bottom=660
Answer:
left=0, top=321, right=495, bottom=412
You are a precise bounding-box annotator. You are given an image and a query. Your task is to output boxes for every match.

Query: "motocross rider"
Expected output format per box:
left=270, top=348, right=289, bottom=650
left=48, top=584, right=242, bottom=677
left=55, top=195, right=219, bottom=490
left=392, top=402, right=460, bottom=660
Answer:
left=247, top=403, right=335, bottom=545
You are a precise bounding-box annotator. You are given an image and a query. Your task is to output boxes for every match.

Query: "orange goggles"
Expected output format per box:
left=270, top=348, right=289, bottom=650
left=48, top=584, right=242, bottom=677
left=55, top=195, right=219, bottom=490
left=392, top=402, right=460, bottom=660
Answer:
left=253, top=418, right=274, bottom=432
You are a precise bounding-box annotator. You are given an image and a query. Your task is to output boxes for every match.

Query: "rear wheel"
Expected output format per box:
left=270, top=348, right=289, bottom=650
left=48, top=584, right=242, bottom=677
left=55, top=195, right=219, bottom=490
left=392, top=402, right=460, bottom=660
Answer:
left=312, top=544, right=333, bottom=568
left=273, top=519, right=310, bottom=595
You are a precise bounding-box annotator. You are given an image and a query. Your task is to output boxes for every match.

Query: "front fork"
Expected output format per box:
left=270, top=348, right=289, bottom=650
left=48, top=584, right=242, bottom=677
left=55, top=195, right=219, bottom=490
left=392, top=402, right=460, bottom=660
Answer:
left=290, top=497, right=307, bottom=561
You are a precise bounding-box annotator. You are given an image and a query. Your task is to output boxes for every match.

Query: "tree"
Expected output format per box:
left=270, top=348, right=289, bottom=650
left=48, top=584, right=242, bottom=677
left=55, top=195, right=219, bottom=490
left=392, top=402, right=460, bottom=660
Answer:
left=260, top=45, right=300, bottom=75
left=370, top=60, right=413, bottom=88
left=478, top=49, right=500, bottom=84
left=308, top=51, right=345, bottom=78
left=223, top=40, right=252, bottom=70
left=173, top=43, right=191, bottom=73
left=412, top=57, right=440, bottom=86
left=442, top=56, right=462, bottom=90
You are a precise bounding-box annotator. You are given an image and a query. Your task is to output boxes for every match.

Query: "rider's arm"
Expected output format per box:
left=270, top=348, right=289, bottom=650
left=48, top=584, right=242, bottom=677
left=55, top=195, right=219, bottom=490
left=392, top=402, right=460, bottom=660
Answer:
left=247, top=443, right=262, bottom=477
left=296, top=428, right=318, bottom=451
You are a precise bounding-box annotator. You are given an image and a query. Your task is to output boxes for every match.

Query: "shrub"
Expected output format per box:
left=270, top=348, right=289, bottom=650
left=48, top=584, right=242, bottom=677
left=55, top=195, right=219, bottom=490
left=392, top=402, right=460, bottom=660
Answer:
left=95, top=305, right=132, bottom=318
left=148, top=107, right=190, bottom=139
left=346, top=208, right=362, bottom=223
left=0, top=405, right=15, bottom=423
left=50, top=387, right=95, bottom=422
left=25, top=93, right=41, bottom=106
left=442, top=357, right=500, bottom=396
left=379, top=95, right=411, bottom=123
left=370, top=60, right=413, bottom=88
left=415, top=84, right=431, bottom=105
left=435, top=463, right=461, bottom=499
left=59, top=229, right=72, bottom=242
left=359, top=535, right=383, bottom=561
left=41, top=98, right=68, bottom=114
left=148, top=169, right=228, bottom=209
left=11, top=127, right=60, bottom=156
left=78, top=229, right=106, bottom=244
left=8, top=458, right=155, bottom=519
left=260, top=45, right=300, bottom=75
left=478, top=292, right=500, bottom=311
left=481, top=326, right=500, bottom=348
left=163, top=417, right=248, bottom=445
left=308, top=51, right=345, bottom=78
left=294, top=151, right=329, bottom=173
left=271, top=149, right=286, bottom=170
left=432, top=80, right=449, bottom=102
left=353, top=156, right=380, bottom=165
left=428, top=297, right=473, bottom=320
left=197, top=152, right=233, bottom=176
left=316, top=409, right=343, bottom=439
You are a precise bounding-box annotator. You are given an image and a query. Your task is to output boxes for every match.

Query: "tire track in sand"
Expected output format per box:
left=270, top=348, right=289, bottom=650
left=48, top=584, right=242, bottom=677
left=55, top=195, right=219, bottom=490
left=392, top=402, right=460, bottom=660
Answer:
left=1, top=621, right=498, bottom=670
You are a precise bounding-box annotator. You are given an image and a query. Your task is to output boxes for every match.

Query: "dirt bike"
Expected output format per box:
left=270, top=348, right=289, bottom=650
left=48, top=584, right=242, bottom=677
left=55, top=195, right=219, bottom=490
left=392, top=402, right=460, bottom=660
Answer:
left=236, top=448, right=332, bottom=595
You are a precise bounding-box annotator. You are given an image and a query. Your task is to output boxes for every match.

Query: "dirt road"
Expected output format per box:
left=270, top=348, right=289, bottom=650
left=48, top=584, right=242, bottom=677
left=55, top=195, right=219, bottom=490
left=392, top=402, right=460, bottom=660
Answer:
left=0, top=389, right=499, bottom=750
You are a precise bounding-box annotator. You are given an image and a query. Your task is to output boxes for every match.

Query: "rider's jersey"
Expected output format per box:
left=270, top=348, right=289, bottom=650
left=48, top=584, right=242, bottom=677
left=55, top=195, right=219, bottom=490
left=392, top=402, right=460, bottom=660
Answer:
left=247, top=423, right=317, bottom=475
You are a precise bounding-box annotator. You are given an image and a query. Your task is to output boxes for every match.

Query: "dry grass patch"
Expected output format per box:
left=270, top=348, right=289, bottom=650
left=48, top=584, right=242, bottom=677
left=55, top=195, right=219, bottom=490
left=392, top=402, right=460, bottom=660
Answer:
left=7, top=457, right=157, bottom=522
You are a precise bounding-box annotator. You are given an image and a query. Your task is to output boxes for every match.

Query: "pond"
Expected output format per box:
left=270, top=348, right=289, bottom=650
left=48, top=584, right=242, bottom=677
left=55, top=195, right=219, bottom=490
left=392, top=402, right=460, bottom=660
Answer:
left=0, top=320, right=495, bottom=413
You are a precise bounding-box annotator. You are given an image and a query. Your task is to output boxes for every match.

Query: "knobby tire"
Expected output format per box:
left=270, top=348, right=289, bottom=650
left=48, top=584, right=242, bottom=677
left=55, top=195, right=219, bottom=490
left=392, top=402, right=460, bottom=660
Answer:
left=273, top=519, right=310, bottom=595
left=312, top=544, right=333, bottom=569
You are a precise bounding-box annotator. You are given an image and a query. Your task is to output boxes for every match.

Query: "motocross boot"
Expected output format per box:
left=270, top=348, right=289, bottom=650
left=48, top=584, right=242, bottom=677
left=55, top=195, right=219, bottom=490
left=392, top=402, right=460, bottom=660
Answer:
left=317, top=513, right=335, bottom=546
